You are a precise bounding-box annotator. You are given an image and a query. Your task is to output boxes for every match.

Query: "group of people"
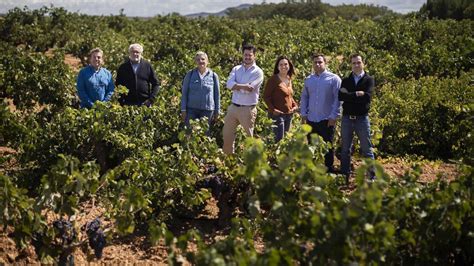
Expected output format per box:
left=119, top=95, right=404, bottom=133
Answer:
left=76, top=43, right=375, bottom=182
left=76, top=43, right=159, bottom=109
left=302, top=52, right=375, bottom=181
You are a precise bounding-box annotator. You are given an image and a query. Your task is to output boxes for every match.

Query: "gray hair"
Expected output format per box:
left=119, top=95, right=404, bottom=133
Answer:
left=89, top=48, right=103, bottom=57
left=194, top=51, right=208, bottom=61
left=128, top=43, right=144, bottom=53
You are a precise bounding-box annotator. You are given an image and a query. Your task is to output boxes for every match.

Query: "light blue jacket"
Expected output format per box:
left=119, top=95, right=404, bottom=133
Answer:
left=76, top=65, right=114, bottom=108
left=181, top=68, right=220, bottom=112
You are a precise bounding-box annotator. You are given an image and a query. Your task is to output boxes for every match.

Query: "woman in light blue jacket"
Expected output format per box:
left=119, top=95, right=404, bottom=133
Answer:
left=181, top=51, right=220, bottom=129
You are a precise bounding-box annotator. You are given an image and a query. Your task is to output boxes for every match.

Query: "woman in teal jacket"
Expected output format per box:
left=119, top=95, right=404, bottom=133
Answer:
left=181, top=51, right=220, bottom=129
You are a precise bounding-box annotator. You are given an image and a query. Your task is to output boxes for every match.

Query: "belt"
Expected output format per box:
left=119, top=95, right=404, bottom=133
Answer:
left=345, top=115, right=367, bottom=120
left=232, top=103, right=256, bottom=107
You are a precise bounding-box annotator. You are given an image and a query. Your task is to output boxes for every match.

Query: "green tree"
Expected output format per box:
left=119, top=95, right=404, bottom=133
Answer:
left=420, top=0, right=474, bottom=20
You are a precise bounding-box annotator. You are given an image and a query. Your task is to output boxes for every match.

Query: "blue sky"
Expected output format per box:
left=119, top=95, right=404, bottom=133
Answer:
left=0, top=0, right=426, bottom=16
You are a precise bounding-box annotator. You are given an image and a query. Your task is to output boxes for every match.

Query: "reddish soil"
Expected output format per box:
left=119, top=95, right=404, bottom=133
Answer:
left=4, top=98, right=16, bottom=113
left=45, top=48, right=82, bottom=72
left=0, top=146, right=17, bottom=173
left=64, top=53, right=82, bottom=72
left=0, top=148, right=462, bottom=264
left=0, top=146, right=16, bottom=155
left=379, top=157, right=459, bottom=182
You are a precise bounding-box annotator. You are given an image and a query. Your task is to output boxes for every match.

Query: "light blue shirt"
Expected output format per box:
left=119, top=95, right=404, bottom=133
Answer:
left=353, top=70, right=365, bottom=85
left=300, top=70, right=342, bottom=122
left=76, top=65, right=114, bottom=108
left=226, top=62, right=264, bottom=106
left=131, top=62, right=139, bottom=73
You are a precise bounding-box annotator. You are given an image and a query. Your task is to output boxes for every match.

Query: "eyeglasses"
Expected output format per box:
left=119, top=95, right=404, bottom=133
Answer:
left=314, top=61, right=324, bottom=64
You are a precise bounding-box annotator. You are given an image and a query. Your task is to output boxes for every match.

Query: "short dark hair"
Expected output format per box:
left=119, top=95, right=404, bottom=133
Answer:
left=273, top=55, right=295, bottom=79
left=311, top=52, right=326, bottom=62
left=350, top=53, right=364, bottom=62
left=242, top=44, right=257, bottom=54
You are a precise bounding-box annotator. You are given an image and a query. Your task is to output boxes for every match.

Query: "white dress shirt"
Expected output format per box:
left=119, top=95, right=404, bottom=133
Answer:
left=226, top=62, right=264, bottom=105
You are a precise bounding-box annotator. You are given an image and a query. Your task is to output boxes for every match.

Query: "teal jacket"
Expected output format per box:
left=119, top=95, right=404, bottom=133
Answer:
left=181, top=68, right=220, bottom=112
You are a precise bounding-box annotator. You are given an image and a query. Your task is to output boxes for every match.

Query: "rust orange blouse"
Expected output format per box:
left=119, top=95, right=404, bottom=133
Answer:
left=263, top=74, right=297, bottom=114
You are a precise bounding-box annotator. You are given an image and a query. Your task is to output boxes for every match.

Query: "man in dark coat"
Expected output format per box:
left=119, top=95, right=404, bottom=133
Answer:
left=338, top=54, right=375, bottom=183
left=116, top=43, right=160, bottom=106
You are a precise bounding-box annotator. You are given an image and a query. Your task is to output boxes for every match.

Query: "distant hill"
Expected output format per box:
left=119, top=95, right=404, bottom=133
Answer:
left=225, top=1, right=400, bottom=20
left=185, top=3, right=252, bottom=18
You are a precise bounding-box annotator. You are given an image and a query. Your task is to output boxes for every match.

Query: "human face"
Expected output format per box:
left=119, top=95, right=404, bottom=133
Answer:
left=89, top=52, right=103, bottom=70
left=351, top=56, right=365, bottom=75
left=278, top=59, right=290, bottom=76
left=312, top=56, right=326, bottom=74
left=129, top=48, right=142, bottom=63
left=243, top=49, right=255, bottom=67
left=195, top=55, right=208, bottom=71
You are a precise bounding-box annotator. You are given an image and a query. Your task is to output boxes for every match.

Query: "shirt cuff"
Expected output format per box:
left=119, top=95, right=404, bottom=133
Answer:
left=227, top=81, right=237, bottom=90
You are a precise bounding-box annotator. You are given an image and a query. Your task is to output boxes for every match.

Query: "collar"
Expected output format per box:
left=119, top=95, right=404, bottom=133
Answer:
left=353, top=71, right=365, bottom=78
left=242, top=62, right=256, bottom=70
left=88, top=65, right=101, bottom=72
left=313, top=69, right=327, bottom=77
left=197, top=68, right=210, bottom=76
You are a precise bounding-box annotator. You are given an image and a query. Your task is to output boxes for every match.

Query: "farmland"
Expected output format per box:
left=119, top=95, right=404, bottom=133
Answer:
left=0, top=6, right=473, bottom=264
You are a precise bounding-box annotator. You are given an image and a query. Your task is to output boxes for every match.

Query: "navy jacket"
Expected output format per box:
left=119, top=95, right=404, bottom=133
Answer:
left=116, top=59, right=160, bottom=106
left=338, top=73, right=374, bottom=116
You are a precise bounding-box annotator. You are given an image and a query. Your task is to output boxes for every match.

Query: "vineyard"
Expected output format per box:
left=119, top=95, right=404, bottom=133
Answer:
left=0, top=6, right=473, bottom=264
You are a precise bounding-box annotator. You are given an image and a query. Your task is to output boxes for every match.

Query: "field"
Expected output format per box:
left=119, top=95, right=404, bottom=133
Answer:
left=0, top=6, right=473, bottom=264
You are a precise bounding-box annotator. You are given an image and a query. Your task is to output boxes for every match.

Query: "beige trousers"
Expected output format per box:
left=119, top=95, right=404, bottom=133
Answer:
left=222, top=104, right=257, bottom=154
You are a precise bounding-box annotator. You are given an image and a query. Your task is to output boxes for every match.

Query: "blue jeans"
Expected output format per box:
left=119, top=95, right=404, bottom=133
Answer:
left=269, top=113, right=293, bottom=142
left=340, top=115, right=374, bottom=175
left=185, top=108, right=214, bottom=129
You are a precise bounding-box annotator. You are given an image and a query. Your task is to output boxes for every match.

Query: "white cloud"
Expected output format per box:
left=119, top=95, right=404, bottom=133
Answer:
left=0, top=0, right=425, bottom=16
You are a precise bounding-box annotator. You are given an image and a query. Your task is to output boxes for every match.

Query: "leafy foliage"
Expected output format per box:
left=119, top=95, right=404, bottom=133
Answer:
left=186, top=137, right=473, bottom=264
left=0, top=46, right=76, bottom=111
left=374, top=72, right=474, bottom=162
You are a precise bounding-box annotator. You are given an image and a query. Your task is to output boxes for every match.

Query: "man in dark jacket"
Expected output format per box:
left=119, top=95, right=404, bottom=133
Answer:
left=116, top=43, right=160, bottom=106
left=338, top=54, right=375, bottom=183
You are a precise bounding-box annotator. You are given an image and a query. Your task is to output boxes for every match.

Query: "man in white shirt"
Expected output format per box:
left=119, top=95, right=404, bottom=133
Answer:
left=223, top=44, right=264, bottom=154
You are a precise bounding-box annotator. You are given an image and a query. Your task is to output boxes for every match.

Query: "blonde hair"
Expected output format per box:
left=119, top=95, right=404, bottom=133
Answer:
left=194, top=51, right=208, bottom=61
left=89, top=48, right=103, bottom=57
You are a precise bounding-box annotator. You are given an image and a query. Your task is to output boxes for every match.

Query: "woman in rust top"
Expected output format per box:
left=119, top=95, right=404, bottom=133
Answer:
left=263, top=55, right=298, bottom=142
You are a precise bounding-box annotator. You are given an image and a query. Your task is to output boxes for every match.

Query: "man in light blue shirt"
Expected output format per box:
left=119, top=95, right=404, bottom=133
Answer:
left=300, top=53, right=341, bottom=173
left=76, top=48, right=114, bottom=108
left=223, top=44, right=264, bottom=154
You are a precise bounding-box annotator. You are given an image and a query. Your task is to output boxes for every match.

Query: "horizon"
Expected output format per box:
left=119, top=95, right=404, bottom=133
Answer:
left=0, top=0, right=426, bottom=17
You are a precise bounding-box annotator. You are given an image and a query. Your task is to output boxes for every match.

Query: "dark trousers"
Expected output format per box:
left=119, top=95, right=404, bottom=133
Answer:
left=307, top=119, right=335, bottom=172
left=185, top=108, right=214, bottom=135
left=269, top=113, right=293, bottom=142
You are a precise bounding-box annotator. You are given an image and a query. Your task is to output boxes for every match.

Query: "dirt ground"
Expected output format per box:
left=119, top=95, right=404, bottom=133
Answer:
left=0, top=144, right=462, bottom=264
left=44, top=49, right=82, bottom=72
left=63, top=53, right=82, bottom=72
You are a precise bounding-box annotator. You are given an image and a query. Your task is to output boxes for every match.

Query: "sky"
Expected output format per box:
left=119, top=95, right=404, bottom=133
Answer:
left=0, top=0, right=426, bottom=17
